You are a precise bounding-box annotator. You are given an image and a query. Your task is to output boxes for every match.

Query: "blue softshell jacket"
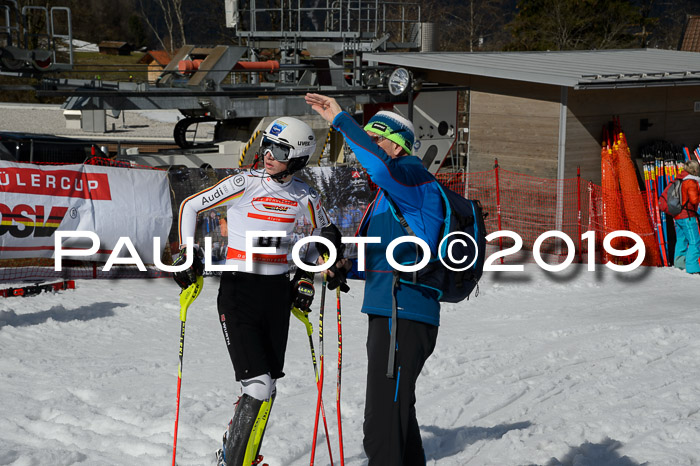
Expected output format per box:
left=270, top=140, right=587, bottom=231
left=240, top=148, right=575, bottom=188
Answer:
left=332, top=112, right=444, bottom=326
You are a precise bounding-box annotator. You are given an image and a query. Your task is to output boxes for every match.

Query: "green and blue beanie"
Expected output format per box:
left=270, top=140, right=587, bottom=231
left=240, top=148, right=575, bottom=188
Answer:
left=364, top=111, right=415, bottom=155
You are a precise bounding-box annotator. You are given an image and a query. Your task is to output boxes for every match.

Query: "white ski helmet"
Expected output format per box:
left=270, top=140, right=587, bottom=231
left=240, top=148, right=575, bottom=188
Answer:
left=261, top=117, right=316, bottom=177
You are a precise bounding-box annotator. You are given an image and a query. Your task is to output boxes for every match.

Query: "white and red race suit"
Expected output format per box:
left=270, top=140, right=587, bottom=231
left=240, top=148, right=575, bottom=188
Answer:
left=178, top=170, right=331, bottom=275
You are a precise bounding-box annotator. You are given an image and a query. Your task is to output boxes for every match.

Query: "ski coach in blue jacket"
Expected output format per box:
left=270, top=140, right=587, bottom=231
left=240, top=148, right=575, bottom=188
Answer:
left=306, top=92, right=444, bottom=466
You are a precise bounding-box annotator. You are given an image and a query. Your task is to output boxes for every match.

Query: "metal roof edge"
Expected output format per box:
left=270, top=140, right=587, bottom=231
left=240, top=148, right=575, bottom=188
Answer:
left=364, top=49, right=700, bottom=89
left=363, top=52, right=576, bottom=87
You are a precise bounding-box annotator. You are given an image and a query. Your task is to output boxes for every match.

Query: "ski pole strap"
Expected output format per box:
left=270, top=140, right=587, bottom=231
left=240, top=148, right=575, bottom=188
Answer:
left=386, top=272, right=399, bottom=379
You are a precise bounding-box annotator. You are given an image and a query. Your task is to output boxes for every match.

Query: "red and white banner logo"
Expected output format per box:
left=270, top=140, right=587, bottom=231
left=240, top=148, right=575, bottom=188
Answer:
left=0, top=167, right=111, bottom=200
left=0, top=161, right=171, bottom=263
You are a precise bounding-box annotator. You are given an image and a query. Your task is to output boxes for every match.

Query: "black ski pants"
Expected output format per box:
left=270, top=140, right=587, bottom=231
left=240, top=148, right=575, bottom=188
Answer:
left=217, top=271, right=291, bottom=381
left=363, top=315, right=438, bottom=466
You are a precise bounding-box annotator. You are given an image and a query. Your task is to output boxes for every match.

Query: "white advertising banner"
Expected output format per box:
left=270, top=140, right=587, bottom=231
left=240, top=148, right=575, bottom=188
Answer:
left=0, top=161, right=172, bottom=264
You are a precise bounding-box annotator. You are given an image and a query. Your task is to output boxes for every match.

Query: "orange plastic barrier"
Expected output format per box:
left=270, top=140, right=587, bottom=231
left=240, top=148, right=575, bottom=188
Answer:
left=601, top=128, right=624, bottom=258
left=614, top=128, right=661, bottom=266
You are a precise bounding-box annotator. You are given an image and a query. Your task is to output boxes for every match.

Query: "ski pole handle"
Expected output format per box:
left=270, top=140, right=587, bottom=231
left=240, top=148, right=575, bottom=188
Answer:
left=179, top=276, right=204, bottom=322
left=292, top=306, right=313, bottom=337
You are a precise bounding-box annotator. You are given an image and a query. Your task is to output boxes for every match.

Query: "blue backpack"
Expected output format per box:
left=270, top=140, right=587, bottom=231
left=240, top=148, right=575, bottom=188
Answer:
left=385, top=182, right=487, bottom=303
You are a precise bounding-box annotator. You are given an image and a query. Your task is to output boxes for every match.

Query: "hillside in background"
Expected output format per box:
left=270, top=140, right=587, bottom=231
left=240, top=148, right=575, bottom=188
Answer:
left=0, top=50, right=146, bottom=104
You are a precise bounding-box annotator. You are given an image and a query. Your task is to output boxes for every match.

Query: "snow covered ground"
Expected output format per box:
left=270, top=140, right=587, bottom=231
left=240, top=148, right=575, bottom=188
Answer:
left=71, top=40, right=99, bottom=53
left=1, top=265, right=699, bottom=465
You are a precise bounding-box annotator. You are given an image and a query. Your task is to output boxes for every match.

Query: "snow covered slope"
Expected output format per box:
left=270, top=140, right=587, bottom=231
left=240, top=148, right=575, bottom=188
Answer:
left=1, top=265, right=698, bottom=465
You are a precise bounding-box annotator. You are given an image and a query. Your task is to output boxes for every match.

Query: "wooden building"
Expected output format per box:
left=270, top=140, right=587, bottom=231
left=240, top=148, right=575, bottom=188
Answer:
left=138, top=51, right=173, bottom=83
left=98, top=41, right=131, bottom=56
left=365, top=49, right=700, bottom=184
left=680, top=15, right=700, bottom=52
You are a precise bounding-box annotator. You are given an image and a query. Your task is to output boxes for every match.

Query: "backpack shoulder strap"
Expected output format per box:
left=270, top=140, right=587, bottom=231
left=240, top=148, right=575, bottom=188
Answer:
left=382, top=190, right=417, bottom=237
left=381, top=190, right=409, bottom=380
left=383, top=175, right=448, bottom=236
left=381, top=188, right=430, bottom=380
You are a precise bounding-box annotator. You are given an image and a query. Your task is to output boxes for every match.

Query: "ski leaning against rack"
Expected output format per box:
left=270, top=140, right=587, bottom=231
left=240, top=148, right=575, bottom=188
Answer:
left=172, top=276, right=204, bottom=466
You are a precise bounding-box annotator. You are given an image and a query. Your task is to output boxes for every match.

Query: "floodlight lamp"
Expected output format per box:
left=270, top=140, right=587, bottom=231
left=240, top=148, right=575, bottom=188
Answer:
left=388, top=67, right=411, bottom=96
left=362, top=70, right=381, bottom=87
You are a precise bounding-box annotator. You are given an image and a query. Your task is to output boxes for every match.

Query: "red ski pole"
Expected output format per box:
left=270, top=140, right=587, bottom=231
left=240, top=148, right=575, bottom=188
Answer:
left=335, top=287, right=345, bottom=465
left=310, top=277, right=327, bottom=465
left=291, top=303, right=334, bottom=465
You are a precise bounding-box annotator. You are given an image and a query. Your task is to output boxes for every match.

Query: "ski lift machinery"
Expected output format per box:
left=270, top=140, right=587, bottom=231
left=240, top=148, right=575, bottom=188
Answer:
left=38, top=0, right=461, bottom=173
left=0, top=0, right=73, bottom=72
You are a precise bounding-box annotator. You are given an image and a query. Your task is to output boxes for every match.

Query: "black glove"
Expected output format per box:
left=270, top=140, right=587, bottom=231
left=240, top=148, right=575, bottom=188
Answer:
left=172, top=245, right=204, bottom=290
left=316, top=224, right=343, bottom=258
left=291, top=267, right=315, bottom=312
left=326, top=260, right=350, bottom=293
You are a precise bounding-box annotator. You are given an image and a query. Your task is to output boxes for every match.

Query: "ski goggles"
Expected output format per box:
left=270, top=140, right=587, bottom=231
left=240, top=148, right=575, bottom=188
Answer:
left=261, top=137, right=293, bottom=162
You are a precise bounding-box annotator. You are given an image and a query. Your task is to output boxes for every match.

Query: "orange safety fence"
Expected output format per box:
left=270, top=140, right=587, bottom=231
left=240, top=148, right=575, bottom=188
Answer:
left=438, top=160, right=660, bottom=267
left=614, top=130, right=661, bottom=267
left=438, top=164, right=589, bottom=265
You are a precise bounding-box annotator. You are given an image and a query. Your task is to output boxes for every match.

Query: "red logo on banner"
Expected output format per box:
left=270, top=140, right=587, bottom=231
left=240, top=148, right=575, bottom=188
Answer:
left=0, top=204, right=68, bottom=238
left=0, top=167, right=111, bottom=200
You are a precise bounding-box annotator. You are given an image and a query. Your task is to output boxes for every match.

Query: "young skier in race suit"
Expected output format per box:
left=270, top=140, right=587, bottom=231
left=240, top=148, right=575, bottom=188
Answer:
left=306, top=93, right=445, bottom=466
left=173, top=117, right=342, bottom=466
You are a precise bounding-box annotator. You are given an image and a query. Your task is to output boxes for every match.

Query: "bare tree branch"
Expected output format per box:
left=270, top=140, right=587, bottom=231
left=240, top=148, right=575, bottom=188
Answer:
left=138, top=0, right=169, bottom=52
left=172, top=0, right=187, bottom=47
left=155, top=0, right=175, bottom=53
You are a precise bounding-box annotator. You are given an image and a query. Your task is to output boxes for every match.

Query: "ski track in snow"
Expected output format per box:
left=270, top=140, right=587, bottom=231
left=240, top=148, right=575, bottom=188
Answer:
left=1, top=265, right=699, bottom=465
